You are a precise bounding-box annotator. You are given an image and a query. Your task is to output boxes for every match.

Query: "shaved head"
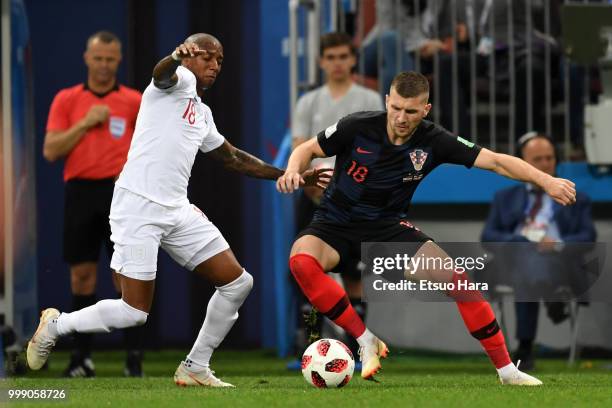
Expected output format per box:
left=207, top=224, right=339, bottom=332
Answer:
left=86, top=30, right=121, bottom=51
left=180, top=33, right=224, bottom=91
left=185, top=33, right=222, bottom=50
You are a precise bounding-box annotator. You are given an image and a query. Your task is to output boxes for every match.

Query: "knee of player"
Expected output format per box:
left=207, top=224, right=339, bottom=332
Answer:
left=131, top=310, right=148, bottom=327
left=289, top=253, right=324, bottom=276
left=240, top=269, right=254, bottom=293
left=219, top=269, right=253, bottom=298
left=120, top=300, right=149, bottom=326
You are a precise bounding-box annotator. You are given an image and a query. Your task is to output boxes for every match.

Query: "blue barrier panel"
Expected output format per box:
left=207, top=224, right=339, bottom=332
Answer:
left=10, top=0, right=38, bottom=341
left=258, top=0, right=290, bottom=350
left=412, top=163, right=612, bottom=203
left=556, top=163, right=612, bottom=202
left=271, top=132, right=296, bottom=357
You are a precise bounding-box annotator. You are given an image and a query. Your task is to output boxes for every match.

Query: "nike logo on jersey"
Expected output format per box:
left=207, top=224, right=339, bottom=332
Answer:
left=356, top=147, right=373, bottom=154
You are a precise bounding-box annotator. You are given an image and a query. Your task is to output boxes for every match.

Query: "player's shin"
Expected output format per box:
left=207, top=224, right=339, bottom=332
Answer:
left=56, top=299, right=148, bottom=335
left=289, top=254, right=366, bottom=339
left=449, top=272, right=511, bottom=369
left=184, top=270, right=253, bottom=371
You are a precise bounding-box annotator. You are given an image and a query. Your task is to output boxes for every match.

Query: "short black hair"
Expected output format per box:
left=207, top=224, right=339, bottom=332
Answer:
left=390, top=71, right=429, bottom=98
left=87, top=31, right=121, bottom=49
left=319, top=32, right=355, bottom=56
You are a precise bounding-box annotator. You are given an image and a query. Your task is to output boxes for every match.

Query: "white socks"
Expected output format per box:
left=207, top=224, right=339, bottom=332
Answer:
left=53, top=270, right=253, bottom=372
left=356, top=328, right=376, bottom=348
left=497, top=362, right=519, bottom=379
left=185, top=270, right=253, bottom=371
left=56, top=299, right=148, bottom=335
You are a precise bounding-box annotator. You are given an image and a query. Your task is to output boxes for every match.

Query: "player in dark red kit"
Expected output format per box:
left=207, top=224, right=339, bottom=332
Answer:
left=277, top=72, right=576, bottom=385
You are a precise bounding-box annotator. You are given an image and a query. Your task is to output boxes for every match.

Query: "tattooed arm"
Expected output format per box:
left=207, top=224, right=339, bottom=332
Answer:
left=206, top=140, right=284, bottom=180
left=206, top=140, right=332, bottom=188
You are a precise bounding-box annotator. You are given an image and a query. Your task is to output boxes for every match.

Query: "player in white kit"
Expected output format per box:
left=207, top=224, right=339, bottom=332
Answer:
left=27, top=33, right=330, bottom=387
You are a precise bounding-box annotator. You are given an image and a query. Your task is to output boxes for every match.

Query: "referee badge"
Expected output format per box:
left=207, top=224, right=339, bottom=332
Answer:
left=409, top=149, right=428, bottom=171
left=109, top=116, right=127, bottom=139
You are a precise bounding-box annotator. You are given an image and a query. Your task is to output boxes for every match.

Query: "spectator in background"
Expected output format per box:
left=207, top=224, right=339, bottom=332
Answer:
left=549, top=0, right=597, bottom=155
left=435, top=0, right=560, bottom=139
left=361, top=0, right=446, bottom=94
left=292, top=32, right=382, bottom=361
left=43, top=31, right=144, bottom=377
left=481, top=132, right=596, bottom=370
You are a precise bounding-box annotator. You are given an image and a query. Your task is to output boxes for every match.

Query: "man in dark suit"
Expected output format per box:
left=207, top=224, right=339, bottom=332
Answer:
left=481, top=132, right=596, bottom=370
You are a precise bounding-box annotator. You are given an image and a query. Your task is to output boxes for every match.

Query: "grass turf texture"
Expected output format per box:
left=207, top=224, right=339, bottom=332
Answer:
left=4, top=350, right=611, bottom=407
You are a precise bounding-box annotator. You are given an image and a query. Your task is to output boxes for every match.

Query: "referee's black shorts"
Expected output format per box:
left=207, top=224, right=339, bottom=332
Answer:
left=63, top=178, right=115, bottom=265
left=296, top=218, right=432, bottom=273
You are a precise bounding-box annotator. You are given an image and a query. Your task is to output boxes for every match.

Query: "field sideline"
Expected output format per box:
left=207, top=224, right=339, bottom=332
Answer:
left=4, top=350, right=611, bottom=407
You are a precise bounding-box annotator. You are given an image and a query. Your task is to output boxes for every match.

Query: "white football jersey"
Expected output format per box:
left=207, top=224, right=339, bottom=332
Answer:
left=116, top=66, right=224, bottom=207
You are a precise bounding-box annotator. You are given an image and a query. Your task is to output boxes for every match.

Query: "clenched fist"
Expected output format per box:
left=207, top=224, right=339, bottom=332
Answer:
left=83, top=104, right=110, bottom=128
left=543, top=176, right=576, bottom=206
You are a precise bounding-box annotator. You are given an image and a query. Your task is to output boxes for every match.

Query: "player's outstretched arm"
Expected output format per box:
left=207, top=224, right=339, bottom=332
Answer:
left=152, top=43, right=205, bottom=89
left=207, top=140, right=331, bottom=187
left=206, top=140, right=284, bottom=180
left=474, top=148, right=576, bottom=206
left=277, top=138, right=329, bottom=194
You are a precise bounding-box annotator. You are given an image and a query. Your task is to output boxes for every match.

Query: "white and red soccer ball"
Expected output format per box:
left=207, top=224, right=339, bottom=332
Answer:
left=301, top=339, right=355, bottom=388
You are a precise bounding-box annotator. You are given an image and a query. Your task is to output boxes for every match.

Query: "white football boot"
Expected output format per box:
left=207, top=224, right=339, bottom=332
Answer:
left=499, top=361, right=543, bottom=386
left=174, top=362, right=234, bottom=387
left=27, top=308, right=60, bottom=370
left=359, top=337, right=389, bottom=380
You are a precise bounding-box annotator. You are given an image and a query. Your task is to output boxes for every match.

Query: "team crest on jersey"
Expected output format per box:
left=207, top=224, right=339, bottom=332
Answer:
left=109, top=116, right=127, bottom=138
left=409, top=149, right=428, bottom=171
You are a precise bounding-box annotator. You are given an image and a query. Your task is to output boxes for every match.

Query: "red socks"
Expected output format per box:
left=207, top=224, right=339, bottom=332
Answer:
left=290, top=256, right=510, bottom=368
left=289, top=254, right=366, bottom=339
left=450, top=272, right=511, bottom=369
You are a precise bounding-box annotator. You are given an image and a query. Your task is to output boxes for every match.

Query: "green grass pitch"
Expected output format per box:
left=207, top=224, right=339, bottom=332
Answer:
left=4, top=350, right=611, bottom=407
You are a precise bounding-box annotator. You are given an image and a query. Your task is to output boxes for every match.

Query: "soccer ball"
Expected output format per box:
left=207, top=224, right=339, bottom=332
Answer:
left=301, top=338, right=355, bottom=388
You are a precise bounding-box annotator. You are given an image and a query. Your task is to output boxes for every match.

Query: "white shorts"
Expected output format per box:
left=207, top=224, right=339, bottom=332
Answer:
left=109, top=187, right=229, bottom=281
